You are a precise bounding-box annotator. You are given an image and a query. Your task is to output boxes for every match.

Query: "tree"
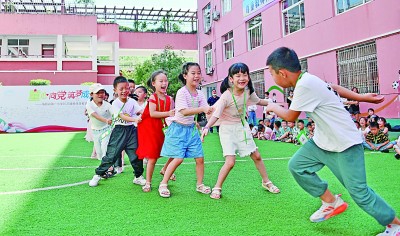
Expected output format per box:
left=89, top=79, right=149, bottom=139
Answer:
left=121, top=47, right=187, bottom=97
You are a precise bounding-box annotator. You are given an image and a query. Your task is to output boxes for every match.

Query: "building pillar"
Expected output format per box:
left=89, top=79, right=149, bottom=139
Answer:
left=56, top=34, right=63, bottom=71
left=113, top=42, right=119, bottom=75
left=91, top=35, right=97, bottom=72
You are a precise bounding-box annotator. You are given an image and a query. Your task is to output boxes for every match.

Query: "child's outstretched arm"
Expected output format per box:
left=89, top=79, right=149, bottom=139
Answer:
left=149, top=95, right=175, bottom=118
left=119, top=113, right=142, bottom=123
left=330, top=84, right=384, bottom=104
left=91, top=112, right=112, bottom=125
left=200, top=116, right=219, bottom=142
left=265, top=103, right=301, bottom=122
left=181, top=106, right=213, bottom=116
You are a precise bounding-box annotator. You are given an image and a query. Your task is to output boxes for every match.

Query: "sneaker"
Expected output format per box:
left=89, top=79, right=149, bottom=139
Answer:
left=89, top=175, right=101, bottom=187
left=133, top=175, right=146, bottom=186
left=309, top=194, right=348, bottom=223
left=377, top=224, right=400, bottom=236
left=395, top=154, right=400, bottom=160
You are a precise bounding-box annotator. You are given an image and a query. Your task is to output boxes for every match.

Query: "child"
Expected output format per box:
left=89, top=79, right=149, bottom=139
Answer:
left=265, top=47, right=400, bottom=235
left=296, top=120, right=308, bottom=145
left=136, top=70, right=176, bottom=192
left=86, top=83, right=112, bottom=160
left=363, top=122, right=390, bottom=152
left=158, top=62, right=213, bottom=198
left=257, top=124, right=266, bottom=140
left=377, top=117, right=390, bottom=136
left=135, top=86, right=148, bottom=110
left=272, top=120, right=283, bottom=141
left=393, top=136, right=400, bottom=160
left=306, top=121, right=314, bottom=139
left=250, top=124, right=258, bottom=138
left=89, top=76, right=146, bottom=187
left=201, top=62, right=280, bottom=199
left=263, top=118, right=273, bottom=140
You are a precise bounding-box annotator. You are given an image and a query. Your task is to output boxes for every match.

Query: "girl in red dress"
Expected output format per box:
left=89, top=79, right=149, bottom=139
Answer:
left=137, top=70, right=176, bottom=192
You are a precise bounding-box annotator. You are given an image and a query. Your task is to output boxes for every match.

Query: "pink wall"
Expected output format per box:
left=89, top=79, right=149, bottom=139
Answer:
left=97, top=75, right=116, bottom=86
left=119, top=32, right=197, bottom=50
left=97, top=65, right=115, bottom=74
left=0, top=71, right=97, bottom=85
left=97, top=23, right=119, bottom=42
left=0, top=14, right=97, bottom=35
left=62, top=61, right=92, bottom=70
left=0, top=61, right=57, bottom=70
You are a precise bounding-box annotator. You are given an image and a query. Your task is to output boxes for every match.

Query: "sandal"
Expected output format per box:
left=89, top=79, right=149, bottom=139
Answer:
left=196, top=184, right=211, bottom=194
left=210, top=187, right=222, bottom=199
left=158, top=183, right=170, bottom=198
left=262, top=181, right=280, bottom=194
left=142, top=182, right=151, bottom=192
left=160, top=170, right=176, bottom=181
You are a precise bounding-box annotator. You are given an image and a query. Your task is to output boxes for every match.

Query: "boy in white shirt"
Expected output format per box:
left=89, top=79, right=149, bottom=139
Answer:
left=265, top=47, right=400, bottom=235
left=86, top=83, right=112, bottom=160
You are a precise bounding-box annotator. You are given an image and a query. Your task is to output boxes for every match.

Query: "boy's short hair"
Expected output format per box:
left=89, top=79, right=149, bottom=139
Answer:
left=369, top=122, right=378, bottom=129
left=258, top=124, right=265, bottom=131
left=274, top=120, right=281, bottom=128
left=298, top=120, right=304, bottom=124
left=113, top=76, right=128, bottom=88
left=128, top=79, right=135, bottom=84
left=266, top=47, right=301, bottom=73
left=368, top=108, right=375, bottom=112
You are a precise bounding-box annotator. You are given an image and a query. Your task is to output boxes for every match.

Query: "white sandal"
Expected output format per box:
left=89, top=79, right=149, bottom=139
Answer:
left=196, top=184, right=211, bottom=194
left=262, top=181, right=280, bottom=194
left=210, top=187, right=222, bottom=199
left=158, top=183, right=170, bottom=198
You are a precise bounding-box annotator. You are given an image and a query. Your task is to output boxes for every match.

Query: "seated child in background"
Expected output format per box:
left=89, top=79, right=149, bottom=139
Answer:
left=306, top=121, right=314, bottom=139
left=250, top=124, right=258, bottom=138
left=257, top=124, right=266, bottom=140
left=377, top=117, right=390, bottom=136
left=272, top=120, right=283, bottom=141
left=296, top=120, right=308, bottom=145
left=287, top=121, right=299, bottom=144
left=276, top=120, right=291, bottom=142
left=363, top=122, right=390, bottom=152
left=263, top=118, right=273, bottom=140
left=393, top=136, right=400, bottom=160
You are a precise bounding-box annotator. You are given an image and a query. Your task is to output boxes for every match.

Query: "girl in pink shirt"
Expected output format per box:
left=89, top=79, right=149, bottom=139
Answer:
left=201, top=62, right=280, bottom=199
left=158, top=62, right=214, bottom=198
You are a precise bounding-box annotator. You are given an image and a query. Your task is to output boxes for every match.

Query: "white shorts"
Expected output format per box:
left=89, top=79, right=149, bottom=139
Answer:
left=219, top=122, right=257, bottom=157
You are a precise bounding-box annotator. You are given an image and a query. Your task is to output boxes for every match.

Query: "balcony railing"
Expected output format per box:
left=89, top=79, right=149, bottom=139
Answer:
left=0, top=0, right=95, bottom=15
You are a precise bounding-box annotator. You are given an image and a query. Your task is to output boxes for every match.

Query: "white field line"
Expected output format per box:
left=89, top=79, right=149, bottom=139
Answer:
left=0, top=181, right=89, bottom=195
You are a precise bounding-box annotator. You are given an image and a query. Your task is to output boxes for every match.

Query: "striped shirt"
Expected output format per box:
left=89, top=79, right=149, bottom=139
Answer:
left=171, top=86, right=207, bottom=125
left=365, top=130, right=389, bottom=144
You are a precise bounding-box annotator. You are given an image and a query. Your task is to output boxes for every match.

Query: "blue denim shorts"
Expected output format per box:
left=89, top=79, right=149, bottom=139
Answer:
left=160, top=122, right=204, bottom=158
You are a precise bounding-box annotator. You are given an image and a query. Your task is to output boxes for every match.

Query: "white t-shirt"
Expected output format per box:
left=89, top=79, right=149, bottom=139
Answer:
left=86, top=100, right=112, bottom=130
left=112, top=97, right=142, bottom=126
left=248, top=104, right=257, bottom=112
left=290, top=73, right=362, bottom=152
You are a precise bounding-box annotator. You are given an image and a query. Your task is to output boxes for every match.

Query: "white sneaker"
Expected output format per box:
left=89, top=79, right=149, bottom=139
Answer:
left=89, top=175, right=101, bottom=187
left=310, top=194, right=348, bottom=222
left=377, top=224, right=400, bottom=236
left=133, top=175, right=146, bottom=186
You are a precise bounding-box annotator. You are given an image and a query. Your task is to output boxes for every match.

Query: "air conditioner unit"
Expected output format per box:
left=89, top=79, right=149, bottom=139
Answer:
left=212, top=11, right=220, bottom=21
left=206, top=67, right=214, bottom=75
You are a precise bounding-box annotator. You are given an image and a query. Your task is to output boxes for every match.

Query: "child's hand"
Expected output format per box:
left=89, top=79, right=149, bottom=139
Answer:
left=265, top=103, right=278, bottom=112
left=203, top=106, right=213, bottom=115
left=200, top=127, right=209, bottom=142
left=362, top=93, right=385, bottom=104
left=134, top=117, right=142, bottom=124
left=168, top=109, right=175, bottom=117
left=106, top=119, right=112, bottom=125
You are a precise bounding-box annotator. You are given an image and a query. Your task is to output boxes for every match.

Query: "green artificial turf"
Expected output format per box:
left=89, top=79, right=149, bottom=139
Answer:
left=0, top=132, right=399, bottom=235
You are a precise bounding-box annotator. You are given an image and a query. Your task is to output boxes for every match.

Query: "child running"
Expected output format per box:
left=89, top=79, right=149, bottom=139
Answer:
left=265, top=47, right=400, bottom=235
left=86, top=83, right=112, bottom=160
left=158, top=62, right=213, bottom=198
left=89, top=76, right=146, bottom=187
left=200, top=62, right=280, bottom=199
left=136, top=70, right=176, bottom=192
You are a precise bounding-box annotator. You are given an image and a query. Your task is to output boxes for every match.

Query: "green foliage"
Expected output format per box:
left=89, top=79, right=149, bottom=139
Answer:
left=80, top=82, right=95, bottom=86
left=121, top=47, right=186, bottom=97
left=74, top=0, right=94, bottom=4
left=29, top=79, right=51, bottom=86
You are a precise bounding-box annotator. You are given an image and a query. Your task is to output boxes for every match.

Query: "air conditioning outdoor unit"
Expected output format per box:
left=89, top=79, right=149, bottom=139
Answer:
left=212, top=11, right=220, bottom=21
left=205, top=26, right=211, bottom=34
left=206, top=67, right=214, bottom=75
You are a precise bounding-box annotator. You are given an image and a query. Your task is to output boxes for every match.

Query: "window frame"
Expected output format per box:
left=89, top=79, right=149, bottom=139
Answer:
left=221, top=0, right=232, bottom=15
left=222, top=31, right=234, bottom=61
left=204, top=44, right=213, bottom=74
left=7, top=39, right=29, bottom=58
left=247, top=15, right=263, bottom=51
left=335, top=0, right=371, bottom=14
left=203, top=3, right=212, bottom=34
left=250, top=69, right=265, bottom=99
left=282, top=0, right=305, bottom=36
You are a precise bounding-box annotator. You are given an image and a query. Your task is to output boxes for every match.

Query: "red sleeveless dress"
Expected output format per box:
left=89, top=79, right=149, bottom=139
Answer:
left=137, top=93, right=171, bottom=159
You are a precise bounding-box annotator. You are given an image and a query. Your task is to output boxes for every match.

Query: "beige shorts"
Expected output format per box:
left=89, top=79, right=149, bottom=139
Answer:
left=219, top=122, right=257, bottom=157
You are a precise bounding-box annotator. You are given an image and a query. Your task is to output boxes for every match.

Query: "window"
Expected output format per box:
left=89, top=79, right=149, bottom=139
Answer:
left=222, top=0, right=232, bottom=15
left=284, top=59, right=307, bottom=101
left=203, top=3, right=212, bottom=34
left=42, top=44, right=55, bottom=58
left=336, top=0, right=371, bottom=14
left=8, top=39, right=29, bottom=58
left=251, top=70, right=265, bottom=99
left=282, top=0, right=305, bottom=35
left=204, top=44, right=213, bottom=74
left=247, top=15, right=262, bottom=50
left=222, top=31, right=234, bottom=60
left=337, top=42, right=378, bottom=94
left=0, top=39, right=2, bottom=57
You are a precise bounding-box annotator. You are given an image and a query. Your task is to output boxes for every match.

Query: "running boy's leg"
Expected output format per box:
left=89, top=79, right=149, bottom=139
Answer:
left=95, top=126, right=127, bottom=175
left=325, top=144, right=397, bottom=226
left=124, top=126, right=144, bottom=178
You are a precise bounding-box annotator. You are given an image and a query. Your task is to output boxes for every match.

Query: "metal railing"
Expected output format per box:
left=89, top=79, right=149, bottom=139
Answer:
left=0, top=0, right=95, bottom=15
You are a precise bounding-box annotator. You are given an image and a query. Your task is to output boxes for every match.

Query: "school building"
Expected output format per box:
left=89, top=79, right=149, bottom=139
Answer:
left=197, top=0, right=400, bottom=118
left=0, top=1, right=197, bottom=86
